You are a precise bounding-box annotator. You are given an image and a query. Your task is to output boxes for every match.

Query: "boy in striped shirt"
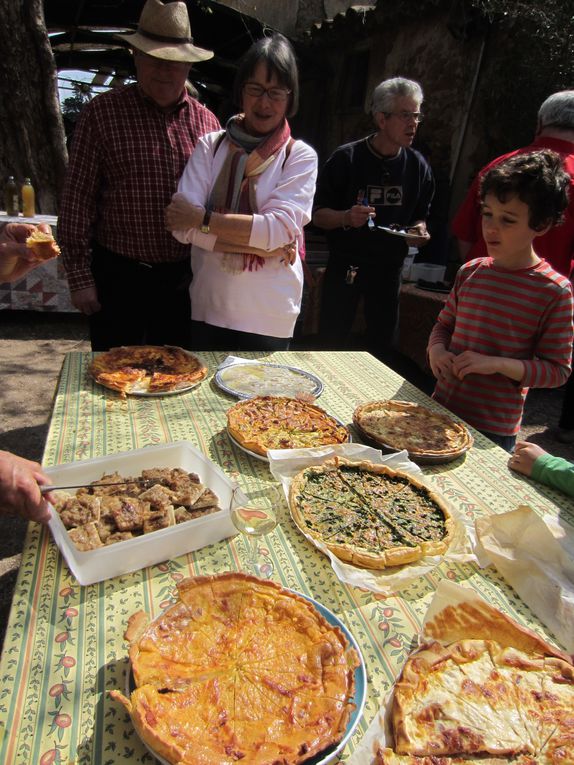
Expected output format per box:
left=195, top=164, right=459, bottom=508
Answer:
left=428, top=150, right=573, bottom=451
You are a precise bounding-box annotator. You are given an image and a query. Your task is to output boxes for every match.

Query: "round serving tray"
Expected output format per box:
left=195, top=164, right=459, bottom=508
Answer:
left=215, top=361, right=323, bottom=400
left=125, top=590, right=366, bottom=765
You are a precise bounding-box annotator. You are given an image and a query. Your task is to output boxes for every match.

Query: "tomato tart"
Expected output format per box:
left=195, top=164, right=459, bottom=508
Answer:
left=89, top=345, right=207, bottom=396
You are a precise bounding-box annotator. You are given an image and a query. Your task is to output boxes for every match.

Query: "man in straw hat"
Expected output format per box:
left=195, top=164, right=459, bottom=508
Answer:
left=59, top=0, right=220, bottom=351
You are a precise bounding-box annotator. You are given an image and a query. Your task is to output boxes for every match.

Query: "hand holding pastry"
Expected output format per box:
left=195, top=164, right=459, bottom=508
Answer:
left=0, top=222, right=57, bottom=281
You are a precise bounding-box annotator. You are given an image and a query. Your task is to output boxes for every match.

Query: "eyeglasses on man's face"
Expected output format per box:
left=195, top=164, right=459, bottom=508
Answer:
left=384, top=110, right=424, bottom=124
left=243, top=82, right=292, bottom=102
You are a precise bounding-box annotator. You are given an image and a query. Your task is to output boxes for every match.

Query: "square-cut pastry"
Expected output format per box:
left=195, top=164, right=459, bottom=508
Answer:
left=68, top=522, right=103, bottom=551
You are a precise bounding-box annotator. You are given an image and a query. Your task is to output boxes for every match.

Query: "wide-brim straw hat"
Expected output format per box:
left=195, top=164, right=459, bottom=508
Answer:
left=116, top=0, right=214, bottom=63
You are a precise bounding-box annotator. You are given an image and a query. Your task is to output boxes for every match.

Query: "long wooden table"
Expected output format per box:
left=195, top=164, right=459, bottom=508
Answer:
left=1, top=350, right=572, bottom=764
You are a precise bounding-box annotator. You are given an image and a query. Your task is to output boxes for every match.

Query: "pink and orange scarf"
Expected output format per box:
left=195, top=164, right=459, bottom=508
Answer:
left=209, top=115, right=292, bottom=272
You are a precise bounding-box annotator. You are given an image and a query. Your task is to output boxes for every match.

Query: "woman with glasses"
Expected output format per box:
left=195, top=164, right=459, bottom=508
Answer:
left=166, top=34, right=317, bottom=351
left=313, top=77, right=434, bottom=364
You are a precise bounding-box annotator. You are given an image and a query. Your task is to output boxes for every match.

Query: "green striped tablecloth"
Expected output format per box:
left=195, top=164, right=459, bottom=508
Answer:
left=1, top=350, right=572, bottom=764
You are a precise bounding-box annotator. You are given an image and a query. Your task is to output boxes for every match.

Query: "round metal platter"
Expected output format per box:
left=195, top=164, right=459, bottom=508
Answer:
left=125, top=590, right=366, bottom=765
left=215, top=362, right=323, bottom=400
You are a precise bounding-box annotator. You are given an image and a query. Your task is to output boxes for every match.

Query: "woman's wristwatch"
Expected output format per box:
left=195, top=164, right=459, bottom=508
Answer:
left=200, top=209, right=212, bottom=234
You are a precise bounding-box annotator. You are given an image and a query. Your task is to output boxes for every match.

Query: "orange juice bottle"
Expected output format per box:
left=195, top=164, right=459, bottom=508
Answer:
left=22, top=178, right=35, bottom=217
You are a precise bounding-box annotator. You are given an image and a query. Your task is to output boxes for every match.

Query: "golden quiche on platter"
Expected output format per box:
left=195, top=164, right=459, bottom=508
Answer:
left=111, top=573, right=360, bottom=765
left=377, top=599, right=574, bottom=764
left=226, top=395, right=349, bottom=457
left=353, top=400, right=473, bottom=463
left=289, top=457, right=454, bottom=569
left=89, top=345, right=207, bottom=396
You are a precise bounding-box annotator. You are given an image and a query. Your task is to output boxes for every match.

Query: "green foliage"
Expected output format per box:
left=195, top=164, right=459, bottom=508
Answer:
left=61, top=82, right=93, bottom=122
left=471, top=0, right=573, bottom=85
left=467, top=0, right=573, bottom=158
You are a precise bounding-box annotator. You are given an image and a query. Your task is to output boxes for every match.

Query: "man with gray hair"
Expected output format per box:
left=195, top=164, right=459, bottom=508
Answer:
left=313, top=76, right=434, bottom=362
left=452, top=89, right=574, bottom=441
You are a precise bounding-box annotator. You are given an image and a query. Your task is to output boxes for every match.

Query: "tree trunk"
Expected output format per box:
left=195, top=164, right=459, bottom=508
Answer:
left=0, top=0, right=67, bottom=214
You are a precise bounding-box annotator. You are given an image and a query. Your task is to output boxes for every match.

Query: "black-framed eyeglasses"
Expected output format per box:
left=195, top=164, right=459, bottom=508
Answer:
left=384, top=111, right=424, bottom=123
left=243, top=82, right=292, bottom=102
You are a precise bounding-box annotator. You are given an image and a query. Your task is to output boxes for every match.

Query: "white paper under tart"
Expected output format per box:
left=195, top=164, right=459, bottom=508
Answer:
left=268, top=443, right=475, bottom=595
left=475, top=504, right=574, bottom=652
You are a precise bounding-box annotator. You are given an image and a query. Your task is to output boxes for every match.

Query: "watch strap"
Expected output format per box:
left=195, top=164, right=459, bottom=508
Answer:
left=200, top=208, right=212, bottom=234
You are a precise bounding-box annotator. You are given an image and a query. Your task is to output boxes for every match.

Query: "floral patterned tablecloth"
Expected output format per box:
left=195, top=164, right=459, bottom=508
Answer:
left=1, top=350, right=573, bottom=765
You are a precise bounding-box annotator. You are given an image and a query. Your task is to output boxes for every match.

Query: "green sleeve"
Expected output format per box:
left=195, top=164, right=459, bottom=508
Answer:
left=531, top=453, right=574, bottom=498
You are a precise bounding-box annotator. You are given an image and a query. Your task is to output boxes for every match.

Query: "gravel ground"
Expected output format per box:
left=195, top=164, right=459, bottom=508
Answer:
left=1, top=310, right=572, bottom=650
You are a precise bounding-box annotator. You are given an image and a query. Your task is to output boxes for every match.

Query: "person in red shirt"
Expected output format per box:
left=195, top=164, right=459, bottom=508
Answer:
left=451, top=90, right=574, bottom=442
left=59, top=0, right=220, bottom=351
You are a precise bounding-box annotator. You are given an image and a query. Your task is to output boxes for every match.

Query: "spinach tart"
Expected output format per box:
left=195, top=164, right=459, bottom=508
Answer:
left=289, top=457, right=454, bottom=569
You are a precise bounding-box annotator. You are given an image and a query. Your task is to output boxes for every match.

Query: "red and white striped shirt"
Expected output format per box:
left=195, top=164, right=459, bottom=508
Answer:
left=59, top=84, right=220, bottom=291
left=428, top=257, right=574, bottom=435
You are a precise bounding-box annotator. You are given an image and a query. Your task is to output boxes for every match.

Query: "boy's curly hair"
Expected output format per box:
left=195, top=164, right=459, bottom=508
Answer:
left=479, top=150, right=570, bottom=231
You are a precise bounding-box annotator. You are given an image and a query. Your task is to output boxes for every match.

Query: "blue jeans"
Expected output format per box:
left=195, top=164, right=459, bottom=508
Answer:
left=479, top=430, right=516, bottom=453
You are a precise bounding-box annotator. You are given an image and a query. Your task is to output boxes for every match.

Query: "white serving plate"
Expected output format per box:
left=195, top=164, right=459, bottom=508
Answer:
left=125, top=589, right=366, bottom=765
left=377, top=225, right=413, bottom=238
left=46, top=442, right=241, bottom=585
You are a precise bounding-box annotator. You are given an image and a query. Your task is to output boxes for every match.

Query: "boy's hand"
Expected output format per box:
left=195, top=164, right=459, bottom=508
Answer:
left=428, top=345, right=456, bottom=382
left=508, top=441, right=547, bottom=477
left=452, top=351, right=525, bottom=382
left=452, top=350, right=498, bottom=379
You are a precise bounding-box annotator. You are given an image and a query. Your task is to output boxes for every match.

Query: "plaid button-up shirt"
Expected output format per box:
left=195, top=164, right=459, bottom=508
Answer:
left=59, top=84, right=220, bottom=291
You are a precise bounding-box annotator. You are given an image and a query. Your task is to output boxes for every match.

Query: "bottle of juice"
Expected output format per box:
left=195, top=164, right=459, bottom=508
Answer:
left=21, top=178, right=35, bottom=217
left=4, top=176, right=19, bottom=216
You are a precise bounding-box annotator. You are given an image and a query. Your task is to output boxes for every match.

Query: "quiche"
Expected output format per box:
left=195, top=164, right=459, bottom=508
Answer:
left=353, top=400, right=473, bottom=462
left=89, top=345, right=207, bottom=396
left=111, top=573, right=360, bottom=765
left=289, top=457, right=454, bottom=569
left=377, top=600, right=574, bottom=764
left=227, top=395, right=349, bottom=457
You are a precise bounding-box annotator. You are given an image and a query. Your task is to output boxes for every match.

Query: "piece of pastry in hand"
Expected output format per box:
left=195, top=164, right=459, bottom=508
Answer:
left=25, top=229, right=61, bottom=260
